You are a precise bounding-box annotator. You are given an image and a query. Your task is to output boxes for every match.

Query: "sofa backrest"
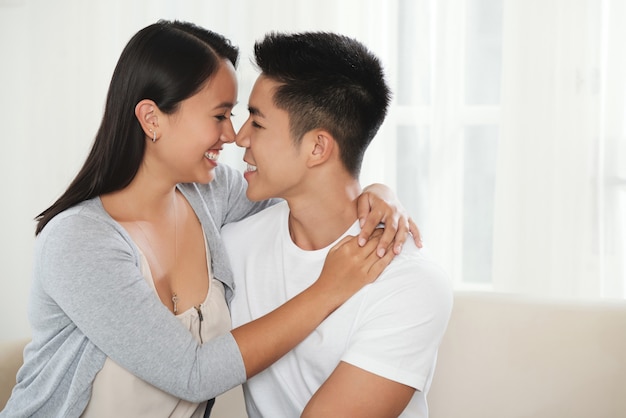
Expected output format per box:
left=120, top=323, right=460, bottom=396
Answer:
left=428, top=291, right=626, bottom=418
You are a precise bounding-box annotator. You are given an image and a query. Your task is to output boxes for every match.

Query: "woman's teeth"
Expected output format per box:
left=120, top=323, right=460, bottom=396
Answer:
left=204, top=151, right=218, bottom=161
left=247, top=163, right=257, bottom=172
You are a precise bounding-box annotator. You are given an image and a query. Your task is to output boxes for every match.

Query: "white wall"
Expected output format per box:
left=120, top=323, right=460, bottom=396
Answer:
left=0, top=1, right=154, bottom=340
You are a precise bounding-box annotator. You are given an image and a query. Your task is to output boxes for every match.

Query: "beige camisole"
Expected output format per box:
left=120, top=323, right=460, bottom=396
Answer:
left=82, top=233, right=232, bottom=418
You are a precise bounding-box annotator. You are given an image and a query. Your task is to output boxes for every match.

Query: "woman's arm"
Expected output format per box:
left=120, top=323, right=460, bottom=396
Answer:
left=38, top=212, right=393, bottom=401
left=37, top=215, right=242, bottom=402
left=214, top=166, right=421, bottom=256
left=357, top=183, right=422, bottom=255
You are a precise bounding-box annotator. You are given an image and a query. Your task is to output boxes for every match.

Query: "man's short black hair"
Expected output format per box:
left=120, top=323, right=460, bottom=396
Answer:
left=254, top=32, right=391, bottom=177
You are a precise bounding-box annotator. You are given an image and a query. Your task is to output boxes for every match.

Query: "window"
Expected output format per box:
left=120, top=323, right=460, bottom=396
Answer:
left=393, top=0, right=503, bottom=288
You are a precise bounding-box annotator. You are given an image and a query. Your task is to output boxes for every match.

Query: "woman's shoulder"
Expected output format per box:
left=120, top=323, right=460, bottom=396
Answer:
left=179, top=164, right=247, bottom=217
left=37, top=197, right=129, bottom=248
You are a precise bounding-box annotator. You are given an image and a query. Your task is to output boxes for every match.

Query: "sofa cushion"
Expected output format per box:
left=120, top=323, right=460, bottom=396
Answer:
left=428, top=291, right=626, bottom=418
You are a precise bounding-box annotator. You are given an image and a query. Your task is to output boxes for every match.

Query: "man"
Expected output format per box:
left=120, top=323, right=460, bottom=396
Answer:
left=222, top=32, right=452, bottom=418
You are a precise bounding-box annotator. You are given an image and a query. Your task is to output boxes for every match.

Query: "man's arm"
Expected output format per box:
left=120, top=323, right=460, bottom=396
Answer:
left=301, top=361, right=415, bottom=418
left=301, top=253, right=453, bottom=418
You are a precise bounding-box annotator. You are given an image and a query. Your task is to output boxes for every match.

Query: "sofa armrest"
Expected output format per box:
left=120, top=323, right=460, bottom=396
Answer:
left=0, top=338, right=29, bottom=410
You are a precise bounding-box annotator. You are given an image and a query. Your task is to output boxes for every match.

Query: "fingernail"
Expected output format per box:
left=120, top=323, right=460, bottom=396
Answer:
left=359, top=218, right=365, bottom=227
left=395, top=244, right=402, bottom=254
left=377, top=248, right=385, bottom=257
left=359, top=238, right=366, bottom=246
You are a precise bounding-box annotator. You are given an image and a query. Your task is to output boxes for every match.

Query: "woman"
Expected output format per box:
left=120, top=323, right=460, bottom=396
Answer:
left=1, top=20, right=418, bottom=418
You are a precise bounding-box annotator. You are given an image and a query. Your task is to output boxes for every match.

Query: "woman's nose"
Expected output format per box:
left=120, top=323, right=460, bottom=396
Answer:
left=220, top=120, right=236, bottom=143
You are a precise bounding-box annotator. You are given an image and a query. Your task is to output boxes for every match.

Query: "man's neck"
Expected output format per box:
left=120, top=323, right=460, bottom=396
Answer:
left=286, top=179, right=362, bottom=251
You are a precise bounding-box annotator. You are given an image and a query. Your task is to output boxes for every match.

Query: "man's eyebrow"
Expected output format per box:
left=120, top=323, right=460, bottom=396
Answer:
left=248, top=106, right=265, bottom=118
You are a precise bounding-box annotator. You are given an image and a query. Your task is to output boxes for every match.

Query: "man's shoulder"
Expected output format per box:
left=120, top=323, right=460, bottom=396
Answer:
left=367, top=244, right=453, bottom=335
left=390, top=242, right=445, bottom=272
left=381, top=244, right=451, bottom=297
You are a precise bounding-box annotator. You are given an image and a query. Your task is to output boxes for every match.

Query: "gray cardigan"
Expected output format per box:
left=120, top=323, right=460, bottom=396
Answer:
left=1, top=164, right=275, bottom=418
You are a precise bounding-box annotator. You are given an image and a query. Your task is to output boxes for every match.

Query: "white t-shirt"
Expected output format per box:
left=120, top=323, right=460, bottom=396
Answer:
left=222, top=201, right=452, bottom=418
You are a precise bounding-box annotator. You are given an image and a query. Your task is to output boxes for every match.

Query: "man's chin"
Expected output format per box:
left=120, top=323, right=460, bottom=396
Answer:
left=245, top=189, right=267, bottom=202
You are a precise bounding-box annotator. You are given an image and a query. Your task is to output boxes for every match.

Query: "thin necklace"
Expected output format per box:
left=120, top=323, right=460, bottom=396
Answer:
left=171, top=194, right=179, bottom=314
left=134, top=192, right=180, bottom=314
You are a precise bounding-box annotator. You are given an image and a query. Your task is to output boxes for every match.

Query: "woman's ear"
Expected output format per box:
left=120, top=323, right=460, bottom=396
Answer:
left=135, top=99, right=160, bottom=142
left=307, top=130, right=335, bottom=168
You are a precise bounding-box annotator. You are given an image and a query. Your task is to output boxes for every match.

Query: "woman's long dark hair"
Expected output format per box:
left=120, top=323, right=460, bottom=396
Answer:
left=35, top=20, right=238, bottom=235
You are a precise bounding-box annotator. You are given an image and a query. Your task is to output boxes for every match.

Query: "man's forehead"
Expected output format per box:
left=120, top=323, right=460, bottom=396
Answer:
left=252, top=75, right=277, bottom=93
left=248, top=76, right=279, bottom=114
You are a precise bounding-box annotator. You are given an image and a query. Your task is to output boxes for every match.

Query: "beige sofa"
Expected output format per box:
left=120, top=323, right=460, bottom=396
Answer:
left=3, top=291, right=626, bottom=417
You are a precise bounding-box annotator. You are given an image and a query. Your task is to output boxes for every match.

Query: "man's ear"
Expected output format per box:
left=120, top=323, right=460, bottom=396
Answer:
left=134, top=99, right=160, bottom=142
left=306, top=130, right=336, bottom=168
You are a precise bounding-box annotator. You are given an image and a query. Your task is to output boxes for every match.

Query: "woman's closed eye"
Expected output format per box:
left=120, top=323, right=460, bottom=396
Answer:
left=215, top=112, right=235, bottom=122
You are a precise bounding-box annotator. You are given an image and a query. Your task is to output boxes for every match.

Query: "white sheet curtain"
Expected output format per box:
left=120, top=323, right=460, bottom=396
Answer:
left=1, top=0, right=624, bottom=339
left=492, top=0, right=626, bottom=298
left=386, top=0, right=625, bottom=299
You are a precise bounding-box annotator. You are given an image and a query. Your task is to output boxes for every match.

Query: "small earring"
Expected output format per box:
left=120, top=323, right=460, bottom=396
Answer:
left=150, top=129, right=156, bottom=143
